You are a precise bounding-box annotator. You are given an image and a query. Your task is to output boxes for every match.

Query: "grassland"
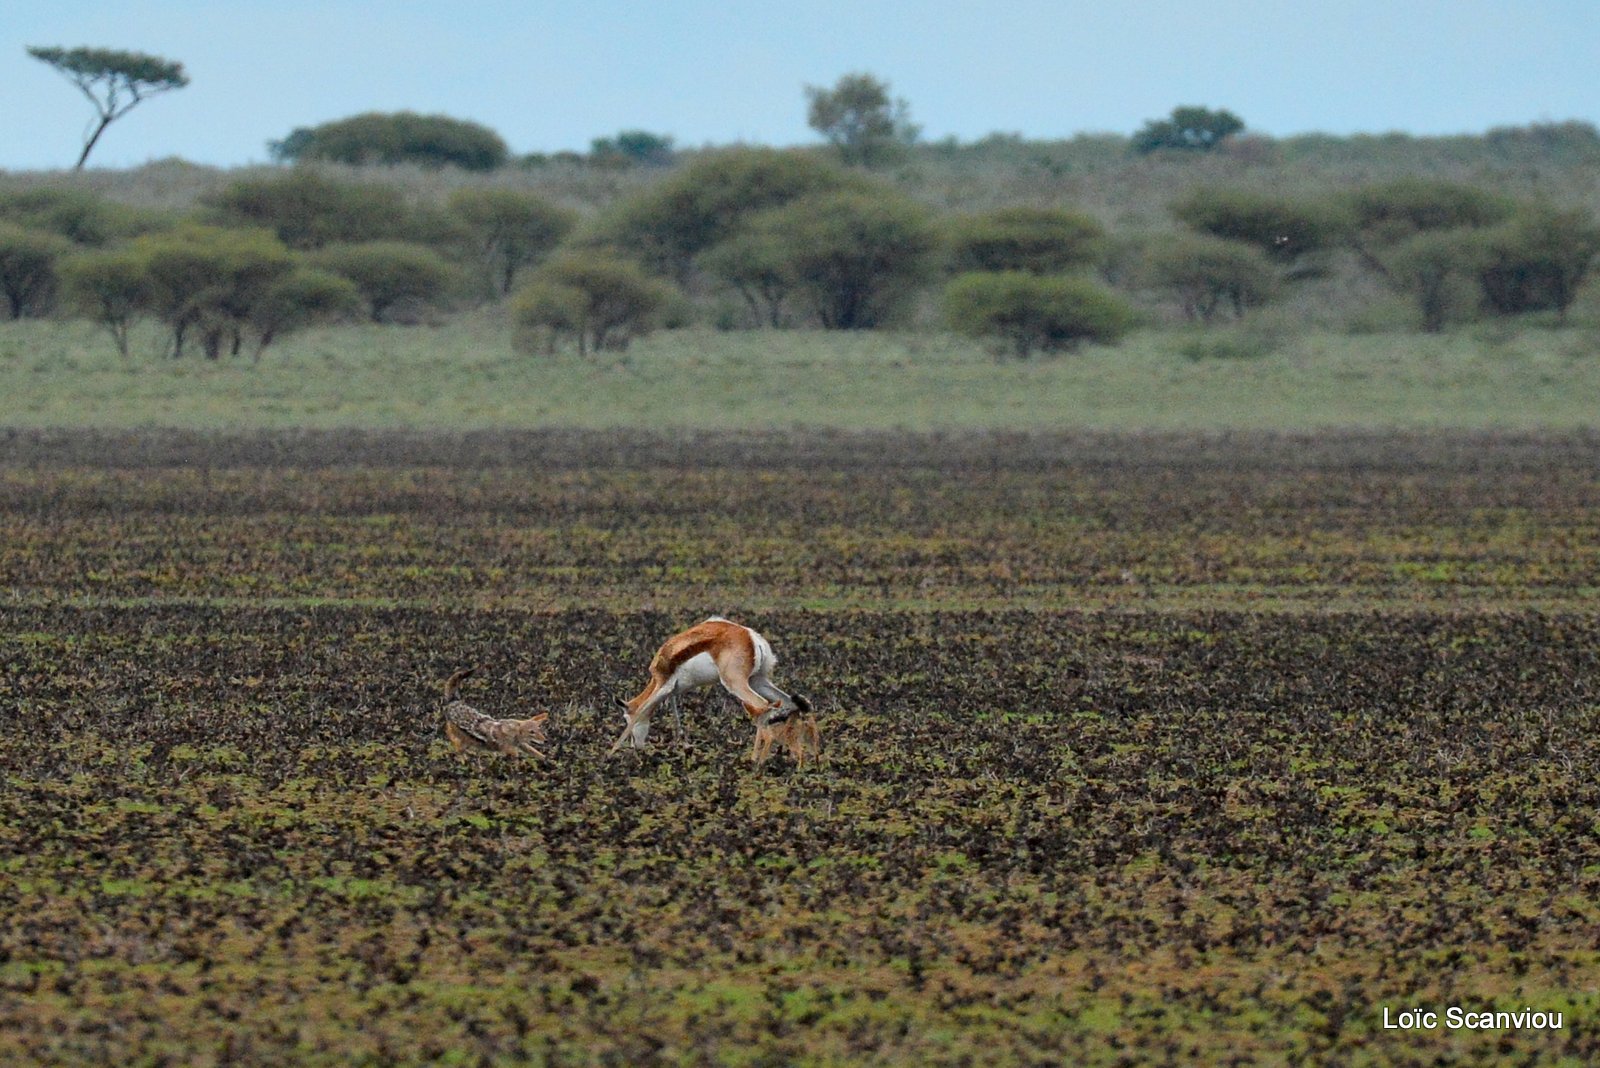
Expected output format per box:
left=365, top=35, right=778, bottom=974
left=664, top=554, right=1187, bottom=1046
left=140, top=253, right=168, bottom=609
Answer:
left=3, top=430, right=1599, bottom=1065
left=3, top=315, right=1599, bottom=432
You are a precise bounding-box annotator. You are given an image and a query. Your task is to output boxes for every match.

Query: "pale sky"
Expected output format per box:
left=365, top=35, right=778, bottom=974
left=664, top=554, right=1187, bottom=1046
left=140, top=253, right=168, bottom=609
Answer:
left=4, top=0, right=1597, bottom=171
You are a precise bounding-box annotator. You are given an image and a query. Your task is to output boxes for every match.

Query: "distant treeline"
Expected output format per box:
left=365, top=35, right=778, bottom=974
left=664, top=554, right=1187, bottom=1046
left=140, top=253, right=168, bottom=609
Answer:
left=2, top=117, right=1598, bottom=361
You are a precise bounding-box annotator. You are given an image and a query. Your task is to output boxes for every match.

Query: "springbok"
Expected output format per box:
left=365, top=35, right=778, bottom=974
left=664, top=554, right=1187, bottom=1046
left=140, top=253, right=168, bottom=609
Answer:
left=609, top=617, right=819, bottom=764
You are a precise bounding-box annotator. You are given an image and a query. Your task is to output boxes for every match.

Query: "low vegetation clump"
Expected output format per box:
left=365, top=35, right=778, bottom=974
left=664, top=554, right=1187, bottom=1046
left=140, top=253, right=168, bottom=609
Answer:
left=311, top=240, right=462, bottom=323
left=0, top=223, right=69, bottom=319
left=269, top=111, right=510, bottom=171
left=944, top=271, right=1136, bottom=356
left=1146, top=233, right=1279, bottom=322
left=732, top=188, right=938, bottom=329
left=512, top=251, right=680, bottom=355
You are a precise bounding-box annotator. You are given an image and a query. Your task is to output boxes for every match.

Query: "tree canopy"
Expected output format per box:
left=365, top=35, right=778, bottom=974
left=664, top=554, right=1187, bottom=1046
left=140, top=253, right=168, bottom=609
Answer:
left=269, top=112, right=509, bottom=171
left=589, top=148, right=854, bottom=279
left=27, top=46, right=189, bottom=169
left=1132, top=106, right=1244, bottom=154
left=589, top=131, right=676, bottom=167
left=947, top=207, right=1107, bottom=275
left=805, top=72, right=920, bottom=167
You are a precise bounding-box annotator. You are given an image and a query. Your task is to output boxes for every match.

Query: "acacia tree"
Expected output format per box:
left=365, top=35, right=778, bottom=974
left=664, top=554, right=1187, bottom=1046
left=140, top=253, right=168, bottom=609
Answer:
left=205, top=172, right=412, bottom=250
left=27, top=46, right=189, bottom=169
left=60, top=249, right=147, bottom=357
left=944, top=272, right=1136, bottom=358
left=1171, top=188, right=1348, bottom=265
left=0, top=224, right=70, bottom=319
left=590, top=148, right=852, bottom=280
left=699, top=230, right=795, bottom=327
left=736, top=189, right=937, bottom=329
left=1148, top=235, right=1278, bottom=322
left=311, top=242, right=461, bottom=323
left=805, top=73, right=919, bottom=166
left=245, top=269, right=361, bottom=358
left=268, top=112, right=508, bottom=171
left=1477, top=206, right=1600, bottom=321
left=131, top=225, right=296, bottom=358
left=448, top=189, right=574, bottom=295
left=589, top=131, right=676, bottom=167
left=512, top=252, right=678, bottom=356
left=1387, top=230, right=1487, bottom=333
left=1132, top=106, right=1243, bottom=154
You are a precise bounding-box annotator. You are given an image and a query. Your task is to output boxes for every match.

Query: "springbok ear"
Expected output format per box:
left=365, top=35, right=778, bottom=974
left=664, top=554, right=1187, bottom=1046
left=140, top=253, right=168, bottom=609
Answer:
left=614, top=697, right=629, bottom=711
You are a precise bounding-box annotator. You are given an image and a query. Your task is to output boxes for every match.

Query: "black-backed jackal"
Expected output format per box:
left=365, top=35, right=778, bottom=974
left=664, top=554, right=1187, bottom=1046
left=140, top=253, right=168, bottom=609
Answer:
left=442, top=668, right=549, bottom=758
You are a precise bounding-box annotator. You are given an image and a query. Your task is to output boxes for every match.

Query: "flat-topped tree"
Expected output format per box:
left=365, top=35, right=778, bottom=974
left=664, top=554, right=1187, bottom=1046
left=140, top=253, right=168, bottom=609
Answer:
left=27, top=46, right=189, bottom=170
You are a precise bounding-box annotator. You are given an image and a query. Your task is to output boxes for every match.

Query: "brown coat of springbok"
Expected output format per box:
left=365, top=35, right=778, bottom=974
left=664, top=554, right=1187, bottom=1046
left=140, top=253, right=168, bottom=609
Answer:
left=609, top=617, right=819, bottom=765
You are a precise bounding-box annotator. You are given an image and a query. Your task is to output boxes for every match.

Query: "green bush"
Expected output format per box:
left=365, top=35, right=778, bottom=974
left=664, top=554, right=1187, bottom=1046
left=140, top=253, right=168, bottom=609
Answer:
left=131, top=225, right=299, bottom=357
left=246, top=268, right=362, bottom=356
left=205, top=171, right=412, bottom=250
left=946, top=207, right=1106, bottom=275
left=734, top=189, right=937, bottom=330
left=698, top=230, right=794, bottom=328
left=270, top=111, right=509, bottom=171
left=1476, top=205, right=1600, bottom=320
left=1147, top=235, right=1277, bottom=322
left=1344, top=180, right=1518, bottom=324
left=512, top=252, right=678, bottom=355
left=589, top=131, right=676, bottom=168
left=0, top=188, right=163, bottom=246
left=311, top=241, right=461, bottom=323
left=944, top=271, right=1136, bottom=357
left=1132, top=106, right=1244, bottom=153
left=1343, top=179, right=1514, bottom=250
left=804, top=72, right=919, bottom=167
left=1386, top=229, right=1487, bottom=333
left=447, top=188, right=575, bottom=296
left=60, top=248, right=147, bottom=356
left=83, top=254, right=360, bottom=359
left=0, top=223, right=70, bottom=319
left=589, top=148, right=853, bottom=278
left=1171, top=188, right=1348, bottom=262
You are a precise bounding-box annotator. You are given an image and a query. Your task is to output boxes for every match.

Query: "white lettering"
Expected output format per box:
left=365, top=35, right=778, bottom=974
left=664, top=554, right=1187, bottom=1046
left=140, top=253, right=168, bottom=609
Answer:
left=1443, top=1007, right=1563, bottom=1030
left=1383, top=1008, right=1436, bottom=1029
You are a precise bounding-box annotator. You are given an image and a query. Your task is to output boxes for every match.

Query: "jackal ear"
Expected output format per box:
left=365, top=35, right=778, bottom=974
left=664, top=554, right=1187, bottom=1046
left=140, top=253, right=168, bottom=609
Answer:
left=793, top=694, right=814, bottom=714
left=531, top=713, right=549, bottom=724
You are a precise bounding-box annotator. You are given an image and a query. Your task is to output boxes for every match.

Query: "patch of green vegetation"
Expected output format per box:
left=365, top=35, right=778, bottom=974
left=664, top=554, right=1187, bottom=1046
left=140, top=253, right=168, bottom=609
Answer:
left=4, top=316, right=1600, bottom=431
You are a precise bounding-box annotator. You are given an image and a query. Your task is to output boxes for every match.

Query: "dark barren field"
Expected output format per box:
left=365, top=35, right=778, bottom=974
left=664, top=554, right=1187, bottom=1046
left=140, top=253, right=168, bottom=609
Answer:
left=3, top=429, right=1600, bottom=1066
